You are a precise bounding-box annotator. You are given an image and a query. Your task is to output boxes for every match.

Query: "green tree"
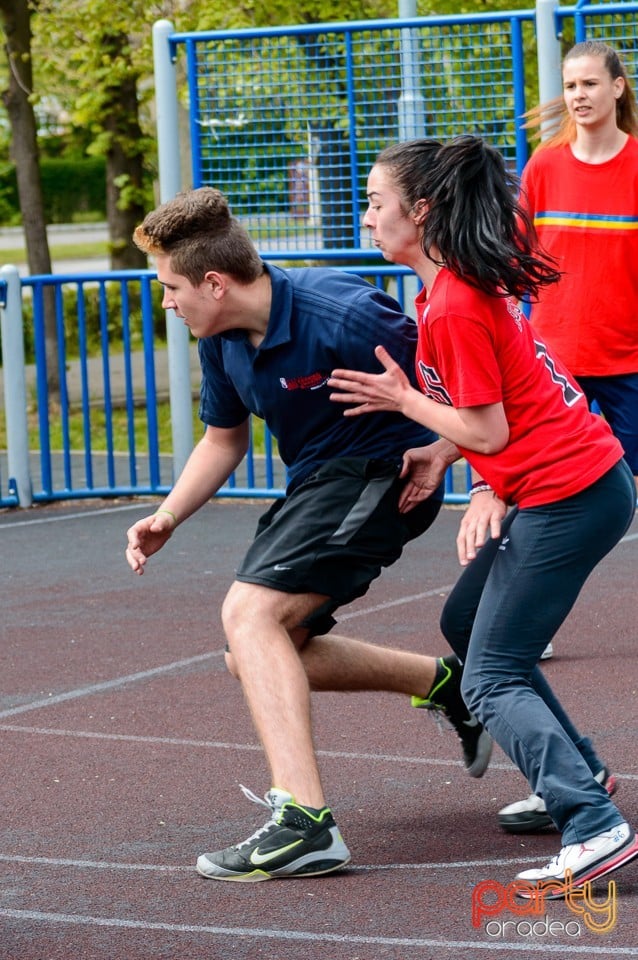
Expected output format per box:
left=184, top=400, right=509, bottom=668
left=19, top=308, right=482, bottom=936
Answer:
left=0, top=0, right=58, bottom=395
left=31, top=1, right=165, bottom=268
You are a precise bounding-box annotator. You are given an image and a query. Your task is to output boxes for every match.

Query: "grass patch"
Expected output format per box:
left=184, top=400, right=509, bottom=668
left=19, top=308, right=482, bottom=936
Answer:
left=0, top=241, right=109, bottom=264
left=1, top=400, right=274, bottom=457
left=0, top=400, right=196, bottom=453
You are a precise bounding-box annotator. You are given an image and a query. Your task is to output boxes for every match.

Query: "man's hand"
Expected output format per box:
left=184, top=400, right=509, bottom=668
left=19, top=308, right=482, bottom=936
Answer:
left=125, top=511, right=176, bottom=575
left=398, top=443, right=457, bottom=512
left=456, top=490, right=507, bottom=566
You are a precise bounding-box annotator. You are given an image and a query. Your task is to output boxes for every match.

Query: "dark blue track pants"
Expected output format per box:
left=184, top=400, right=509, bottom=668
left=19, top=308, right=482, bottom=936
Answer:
left=441, top=459, right=635, bottom=844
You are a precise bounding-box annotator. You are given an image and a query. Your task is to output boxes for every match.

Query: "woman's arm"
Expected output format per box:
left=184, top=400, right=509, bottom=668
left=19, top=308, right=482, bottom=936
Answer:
left=329, top=344, right=509, bottom=454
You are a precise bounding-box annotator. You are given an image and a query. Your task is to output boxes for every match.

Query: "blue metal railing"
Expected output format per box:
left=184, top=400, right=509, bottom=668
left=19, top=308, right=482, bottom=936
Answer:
left=171, top=11, right=535, bottom=260
left=3, top=262, right=478, bottom=508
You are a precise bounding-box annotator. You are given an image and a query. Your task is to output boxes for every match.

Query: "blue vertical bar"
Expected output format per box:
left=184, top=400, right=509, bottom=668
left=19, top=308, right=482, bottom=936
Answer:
left=120, top=280, right=138, bottom=487
left=264, top=427, right=274, bottom=488
left=344, top=29, right=361, bottom=250
left=76, top=284, right=94, bottom=490
left=187, top=37, right=204, bottom=187
left=99, top=281, right=116, bottom=489
left=245, top=420, right=255, bottom=488
left=574, top=0, right=588, bottom=43
left=141, top=277, right=161, bottom=489
left=511, top=17, right=529, bottom=176
left=55, top=283, right=73, bottom=491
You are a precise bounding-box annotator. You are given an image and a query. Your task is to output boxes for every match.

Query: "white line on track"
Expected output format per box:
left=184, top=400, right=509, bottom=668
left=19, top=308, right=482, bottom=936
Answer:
left=0, top=501, right=151, bottom=528
left=0, top=720, right=506, bottom=768
left=0, top=852, right=543, bottom=872
left=0, top=582, right=455, bottom=720
left=0, top=907, right=637, bottom=954
left=0, top=651, right=221, bottom=720
left=2, top=724, right=637, bottom=782
left=2, top=503, right=636, bottom=954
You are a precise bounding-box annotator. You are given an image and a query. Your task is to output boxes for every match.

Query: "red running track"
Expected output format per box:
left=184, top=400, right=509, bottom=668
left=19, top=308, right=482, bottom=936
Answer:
left=0, top=498, right=637, bottom=959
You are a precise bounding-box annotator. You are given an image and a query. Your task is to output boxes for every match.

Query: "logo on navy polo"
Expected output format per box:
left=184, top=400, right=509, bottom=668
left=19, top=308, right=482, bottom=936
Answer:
left=279, top=372, right=329, bottom=391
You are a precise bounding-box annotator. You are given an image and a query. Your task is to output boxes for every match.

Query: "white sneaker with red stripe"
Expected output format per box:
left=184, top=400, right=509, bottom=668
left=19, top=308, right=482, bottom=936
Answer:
left=516, top=822, right=638, bottom=896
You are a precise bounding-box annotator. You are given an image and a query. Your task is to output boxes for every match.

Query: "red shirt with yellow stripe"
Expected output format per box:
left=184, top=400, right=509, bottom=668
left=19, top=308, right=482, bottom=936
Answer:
left=521, top=136, right=638, bottom=376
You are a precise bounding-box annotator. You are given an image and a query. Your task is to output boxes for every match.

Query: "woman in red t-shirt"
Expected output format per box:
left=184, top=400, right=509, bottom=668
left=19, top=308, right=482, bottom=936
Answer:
left=329, top=135, right=637, bottom=893
left=522, top=41, right=638, bottom=491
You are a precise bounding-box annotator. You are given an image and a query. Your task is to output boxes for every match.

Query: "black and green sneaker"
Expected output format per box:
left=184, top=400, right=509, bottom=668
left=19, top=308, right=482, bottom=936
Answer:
left=412, top=654, right=492, bottom=778
left=196, top=786, right=351, bottom=882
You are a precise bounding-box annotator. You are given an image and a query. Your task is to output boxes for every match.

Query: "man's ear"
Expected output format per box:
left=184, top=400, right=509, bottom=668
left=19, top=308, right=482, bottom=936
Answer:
left=204, top=270, right=226, bottom=299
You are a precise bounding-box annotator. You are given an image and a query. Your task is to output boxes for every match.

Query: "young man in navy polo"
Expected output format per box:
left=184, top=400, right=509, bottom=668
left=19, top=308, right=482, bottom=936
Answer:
left=125, top=187, right=491, bottom=882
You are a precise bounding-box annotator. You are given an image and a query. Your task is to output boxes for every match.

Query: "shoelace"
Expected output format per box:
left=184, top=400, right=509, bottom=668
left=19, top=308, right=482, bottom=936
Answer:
left=425, top=706, right=453, bottom=736
left=544, top=852, right=564, bottom=871
left=233, top=784, right=281, bottom=851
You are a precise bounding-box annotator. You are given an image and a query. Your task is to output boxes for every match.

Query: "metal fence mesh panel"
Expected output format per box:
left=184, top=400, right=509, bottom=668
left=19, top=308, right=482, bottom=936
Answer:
left=570, top=0, right=638, bottom=54
left=180, top=15, right=535, bottom=255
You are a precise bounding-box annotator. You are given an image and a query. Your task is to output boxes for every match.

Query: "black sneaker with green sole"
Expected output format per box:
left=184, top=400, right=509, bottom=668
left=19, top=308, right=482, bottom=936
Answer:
left=196, top=786, right=351, bottom=882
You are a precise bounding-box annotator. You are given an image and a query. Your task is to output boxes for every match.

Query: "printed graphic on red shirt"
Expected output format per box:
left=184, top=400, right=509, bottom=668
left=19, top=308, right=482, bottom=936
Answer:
left=416, top=362, right=452, bottom=405
left=413, top=269, right=623, bottom=508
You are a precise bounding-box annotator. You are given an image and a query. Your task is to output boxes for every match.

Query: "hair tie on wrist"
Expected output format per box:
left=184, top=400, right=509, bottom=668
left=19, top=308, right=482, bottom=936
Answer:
left=469, top=482, right=492, bottom=497
left=155, top=508, right=177, bottom=523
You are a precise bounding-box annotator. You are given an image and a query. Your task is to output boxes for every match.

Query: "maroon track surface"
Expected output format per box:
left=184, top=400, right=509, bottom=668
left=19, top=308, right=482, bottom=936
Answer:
left=1, top=498, right=637, bottom=959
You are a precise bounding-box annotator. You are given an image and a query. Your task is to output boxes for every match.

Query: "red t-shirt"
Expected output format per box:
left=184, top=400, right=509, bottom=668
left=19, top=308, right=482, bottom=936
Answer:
left=521, top=137, right=638, bottom=376
left=415, top=270, right=623, bottom=507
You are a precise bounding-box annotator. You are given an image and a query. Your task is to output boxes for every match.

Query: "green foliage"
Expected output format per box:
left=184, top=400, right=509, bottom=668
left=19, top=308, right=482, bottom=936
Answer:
left=0, top=157, right=106, bottom=224
left=0, top=159, right=20, bottom=224
left=0, top=0, right=547, bottom=229
left=41, top=157, right=107, bottom=222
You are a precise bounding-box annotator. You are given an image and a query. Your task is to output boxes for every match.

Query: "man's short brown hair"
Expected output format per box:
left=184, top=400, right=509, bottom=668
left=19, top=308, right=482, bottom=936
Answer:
left=134, top=187, right=264, bottom=285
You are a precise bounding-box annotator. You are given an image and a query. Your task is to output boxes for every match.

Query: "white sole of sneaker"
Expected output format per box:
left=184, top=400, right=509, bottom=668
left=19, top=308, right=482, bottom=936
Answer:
left=573, top=835, right=638, bottom=888
left=517, top=834, right=638, bottom=900
left=196, top=854, right=351, bottom=882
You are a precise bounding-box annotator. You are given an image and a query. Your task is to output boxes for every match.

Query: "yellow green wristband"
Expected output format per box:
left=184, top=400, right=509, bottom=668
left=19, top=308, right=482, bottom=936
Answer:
left=155, top=508, right=177, bottom=523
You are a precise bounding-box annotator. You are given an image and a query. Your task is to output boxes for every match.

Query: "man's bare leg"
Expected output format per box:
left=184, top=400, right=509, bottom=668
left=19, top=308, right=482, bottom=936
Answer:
left=223, top=583, right=446, bottom=806
left=297, top=632, right=437, bottom=697
left=222, top=581, right=330, bottom=808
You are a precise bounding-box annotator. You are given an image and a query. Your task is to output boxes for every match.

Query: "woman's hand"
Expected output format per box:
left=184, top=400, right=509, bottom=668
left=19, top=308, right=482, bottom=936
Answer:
left=329, top=345, right=415, bottom=415
left=456, top=490, right=507, bottom=566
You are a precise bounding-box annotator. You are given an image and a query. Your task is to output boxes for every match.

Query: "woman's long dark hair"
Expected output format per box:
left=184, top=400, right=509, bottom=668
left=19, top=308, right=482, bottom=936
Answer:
left=375, top=136, right=561, bottom=300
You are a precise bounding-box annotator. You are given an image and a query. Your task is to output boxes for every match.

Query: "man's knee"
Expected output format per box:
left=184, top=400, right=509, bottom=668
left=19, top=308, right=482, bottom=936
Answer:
left=224, top=646, right=240, bottom=679
left=221, top=582, right=265, bottom=637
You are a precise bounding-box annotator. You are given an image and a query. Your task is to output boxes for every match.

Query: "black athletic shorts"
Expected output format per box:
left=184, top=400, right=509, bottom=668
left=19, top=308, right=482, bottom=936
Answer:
left=236, top=456, right=442, bottom=636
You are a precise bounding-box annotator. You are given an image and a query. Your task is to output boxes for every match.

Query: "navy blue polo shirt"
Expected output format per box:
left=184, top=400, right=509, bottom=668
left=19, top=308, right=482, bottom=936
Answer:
left=198, top=264, right=440, bottom=493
